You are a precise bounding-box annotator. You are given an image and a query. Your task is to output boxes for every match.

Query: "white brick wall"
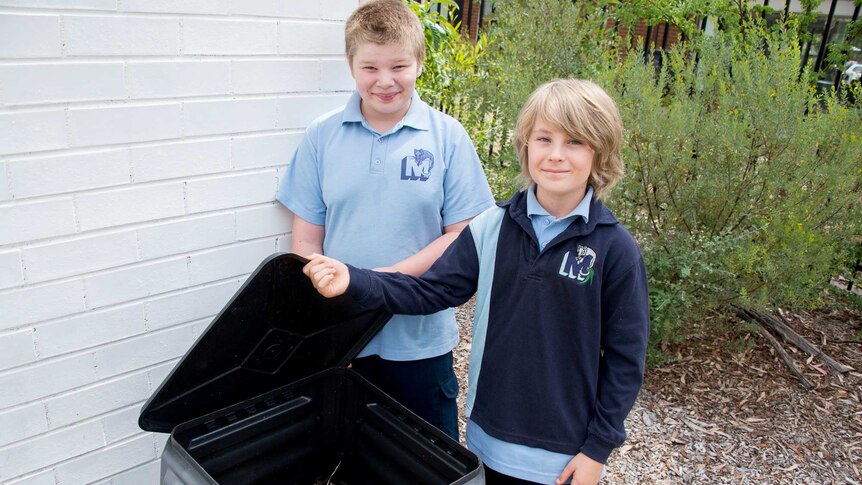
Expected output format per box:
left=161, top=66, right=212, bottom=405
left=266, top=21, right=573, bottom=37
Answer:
left=0, top=0, right=357, bottom=481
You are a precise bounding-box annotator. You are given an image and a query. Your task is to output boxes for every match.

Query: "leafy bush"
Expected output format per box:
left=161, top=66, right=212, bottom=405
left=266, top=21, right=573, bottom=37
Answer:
left=446, top=0, right=862, bottom=356
left=409, top=0, right=514, bottom=197
left=613, top=23, right=862, bottom=350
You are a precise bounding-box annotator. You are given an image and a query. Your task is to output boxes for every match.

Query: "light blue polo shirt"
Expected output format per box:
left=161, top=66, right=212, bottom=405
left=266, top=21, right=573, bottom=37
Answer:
left=526, top=185, right=593, bottom=252
left=466, top=185, right=602, bottom=483
left=276, top=90, right=494, bottom=360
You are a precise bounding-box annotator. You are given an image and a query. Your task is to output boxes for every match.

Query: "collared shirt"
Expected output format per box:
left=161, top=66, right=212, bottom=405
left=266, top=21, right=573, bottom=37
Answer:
left=526, top=185, right=593, bottom=252
left=276, top=90, right=494, bottom=360
left=346, top=188, right=647, bottom=479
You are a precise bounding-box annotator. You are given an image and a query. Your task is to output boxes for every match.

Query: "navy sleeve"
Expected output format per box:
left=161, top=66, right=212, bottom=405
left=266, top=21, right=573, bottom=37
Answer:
left=346, top=226, right=481, bottom=315
left=581, top=246, right=650, bottom=463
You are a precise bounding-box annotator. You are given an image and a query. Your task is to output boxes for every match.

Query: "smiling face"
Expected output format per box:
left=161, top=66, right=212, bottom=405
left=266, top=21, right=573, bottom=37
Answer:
left=350, top=42, right=422, bottom=133
left=527, top=118, right=595, bottom=216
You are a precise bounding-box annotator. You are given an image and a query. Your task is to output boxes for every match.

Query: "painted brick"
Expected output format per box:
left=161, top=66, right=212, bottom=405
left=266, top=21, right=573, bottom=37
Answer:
left=64, top=16, right=179, bottom=56
left=0, top=0, right=116, bottom=8
left=232, top=132, right=301, bottom=170
left=191, top=316, right=212, bottom=340
left=35, top=304, right=146, bottom=358
left=0, top=402, right=48, bottom=448
left=232, top=59, right=319, bottom=95
left=147, top=359, right=177, bottom=392
left=276, top=233, right=290, bottom=253
left=8, top=148, right=130, bottom=199
left=0, top=14, right=61, bottom=59
left=144, top=279, right=240, bottom=331
left=46, top=371, right=151, bottom=428
left=153, top=433, right=168, bottom=452
left=85, top=258, right=189, bottom=309
left=184, top=98, right=277, bottom=137
left=186, top=170, right=277, bottom=213
left=0, top=279, right=86, bottom=331
left=102, top=405, right=145, bottom=444
left=4, top=469, right=55, bottom=485
left=0, top=198, right=76, bottom=245
left=130, top=139, right=230, bottom=183
left=121, top=0, right=229, bottom=14
left=0, top=329, right=36, bottom=370
left=183, top=19, right=277, bottom=55
left=276, top=94, right=349, bottom=129
left=126, top=61, right=230, bottom=100
left=0, top=109, right=67, bottom=156
left=0, top=421, right=104, bottom=482
left=0, top=353, right=96, bottom=408
left=0, top=63, right=124, bottom=106
left=321, top=0, right=359, bottom=20
left=0, top=162, right=8, bottom=201
left=69, top=103, right=182, bottom=148
left=55, top=434, right=156, bottom=485
left=320, top=58, right=354, bottom=92
left=278, top=20, right=344, bottom=55
left=137, top=213, right=235, bottom=259
left=23, top=231, right=139, bottom=283
left=189, top=238, right=275, bottom=285
left=236, top=203, right=291, bottom=240
left=75, top=182, right=185, bottom=231
left=231, top=0, right=319, bottom=18
left=0, top=250, right=24, bottom=290
left=94, top=323, right=197, bottom=378
left=108, top=460, right=160, bottom=485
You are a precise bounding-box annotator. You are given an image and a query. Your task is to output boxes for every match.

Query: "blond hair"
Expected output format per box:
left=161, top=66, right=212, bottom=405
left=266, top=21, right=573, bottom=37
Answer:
left=345, top=0, right=425, bottom=66
left=513, top=79, right=624, bottom=201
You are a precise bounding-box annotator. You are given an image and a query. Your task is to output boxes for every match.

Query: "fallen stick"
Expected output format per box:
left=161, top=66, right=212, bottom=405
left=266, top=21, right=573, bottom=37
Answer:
left=731, top=304, right=853, bottom=374
left=755, top=325, right=815, bottom=389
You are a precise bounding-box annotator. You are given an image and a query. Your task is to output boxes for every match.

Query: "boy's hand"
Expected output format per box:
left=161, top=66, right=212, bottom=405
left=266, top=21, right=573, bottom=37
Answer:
left=556, top=453, right=603, bottom=485
left=303, top=254, right=350, bottom=298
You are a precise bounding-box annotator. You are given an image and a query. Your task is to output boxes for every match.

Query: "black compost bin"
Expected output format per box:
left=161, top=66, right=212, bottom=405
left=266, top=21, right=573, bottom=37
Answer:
left=139, top=253, right=483, bottom=485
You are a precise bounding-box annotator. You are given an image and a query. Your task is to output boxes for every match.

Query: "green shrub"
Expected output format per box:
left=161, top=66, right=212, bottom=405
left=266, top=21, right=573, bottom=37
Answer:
left=609, top=20, right=862, bottom=348
left=409, top=0, right=515, bottom=197
left=445, top=0, right=862, bottom=356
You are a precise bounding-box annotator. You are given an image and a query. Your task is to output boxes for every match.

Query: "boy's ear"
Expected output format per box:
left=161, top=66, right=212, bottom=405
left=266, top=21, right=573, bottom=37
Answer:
left=417, top=63, right=423, bottom=76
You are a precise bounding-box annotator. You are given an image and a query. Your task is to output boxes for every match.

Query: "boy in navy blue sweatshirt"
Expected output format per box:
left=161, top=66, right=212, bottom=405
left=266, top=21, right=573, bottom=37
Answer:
left=304, top=79, right=650, bottom=485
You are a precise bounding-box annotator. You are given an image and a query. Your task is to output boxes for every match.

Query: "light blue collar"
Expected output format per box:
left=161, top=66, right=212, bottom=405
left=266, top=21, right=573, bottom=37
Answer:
left=342, top=90, right=430, bottom=133
left=526, top=185, right=592, bottom=224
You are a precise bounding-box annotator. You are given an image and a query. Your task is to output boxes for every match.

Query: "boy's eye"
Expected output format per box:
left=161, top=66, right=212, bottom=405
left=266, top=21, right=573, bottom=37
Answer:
left=536, top=136, right=550, bottom=142
left=568, top=139, right=582, bottom=145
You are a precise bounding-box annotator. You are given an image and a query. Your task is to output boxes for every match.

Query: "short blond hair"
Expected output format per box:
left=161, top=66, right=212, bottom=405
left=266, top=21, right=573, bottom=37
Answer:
left=513, top=79, right=624, bottom=201
left=345, top=0, right=425, bottom=66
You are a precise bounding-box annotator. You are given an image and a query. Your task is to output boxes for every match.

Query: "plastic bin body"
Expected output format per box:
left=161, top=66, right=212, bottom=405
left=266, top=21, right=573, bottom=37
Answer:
left=139, top=253, right=483, bottom=485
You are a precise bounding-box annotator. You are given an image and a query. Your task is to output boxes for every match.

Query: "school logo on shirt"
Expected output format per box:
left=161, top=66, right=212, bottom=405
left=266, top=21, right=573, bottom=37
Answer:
left=559, top=245, right=596, bottom=285
left=400, top=148, right=435, bottom=181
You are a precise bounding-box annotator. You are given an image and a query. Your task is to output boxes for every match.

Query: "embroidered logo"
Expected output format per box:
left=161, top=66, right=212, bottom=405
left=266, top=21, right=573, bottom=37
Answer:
left=400, top=148, right=434, bottom=181
left=558, top=245, right=596, bottom=285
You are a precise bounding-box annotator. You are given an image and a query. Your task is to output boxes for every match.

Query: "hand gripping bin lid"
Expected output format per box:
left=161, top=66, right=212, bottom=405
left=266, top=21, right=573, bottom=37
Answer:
left=139, top=253, right=484, bottom=485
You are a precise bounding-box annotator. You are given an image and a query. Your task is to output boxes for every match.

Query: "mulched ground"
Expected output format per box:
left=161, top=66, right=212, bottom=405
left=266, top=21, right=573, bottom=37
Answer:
left=452, top=289, right=862, bottom=484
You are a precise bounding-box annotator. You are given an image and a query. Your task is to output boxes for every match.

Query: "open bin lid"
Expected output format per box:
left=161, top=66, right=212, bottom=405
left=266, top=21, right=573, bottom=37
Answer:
left=139, top=253, right=391, bottom=433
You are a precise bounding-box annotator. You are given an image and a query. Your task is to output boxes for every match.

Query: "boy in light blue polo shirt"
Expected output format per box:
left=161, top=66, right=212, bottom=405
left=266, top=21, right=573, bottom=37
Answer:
left=275, top=0, right=494, bottom=440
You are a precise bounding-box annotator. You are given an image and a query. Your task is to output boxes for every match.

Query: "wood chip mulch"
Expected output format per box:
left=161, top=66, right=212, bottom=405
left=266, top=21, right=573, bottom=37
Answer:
left=452, top=292, right=862, bottom=484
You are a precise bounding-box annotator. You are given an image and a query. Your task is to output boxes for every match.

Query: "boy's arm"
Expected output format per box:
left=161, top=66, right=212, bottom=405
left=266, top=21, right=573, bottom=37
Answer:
left=290, top=214, right=324, bottom=258
left=374, top=218, right=471, bottom=276
left=307, top=226, right=481, bottom=314
left=581, top=256, right=650, bottom=464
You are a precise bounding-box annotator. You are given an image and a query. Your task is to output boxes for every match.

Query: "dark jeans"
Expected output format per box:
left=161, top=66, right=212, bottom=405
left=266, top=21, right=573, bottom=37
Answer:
left=483, top=465, right=546, bottom=485
left=351, top=351, right=459, bottom=441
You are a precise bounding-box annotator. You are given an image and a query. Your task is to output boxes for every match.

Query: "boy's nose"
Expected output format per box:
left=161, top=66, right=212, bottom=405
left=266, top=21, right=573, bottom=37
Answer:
left=549, top=143, right=565, bottom=160
left=377, top=71, right=395, bottom=86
